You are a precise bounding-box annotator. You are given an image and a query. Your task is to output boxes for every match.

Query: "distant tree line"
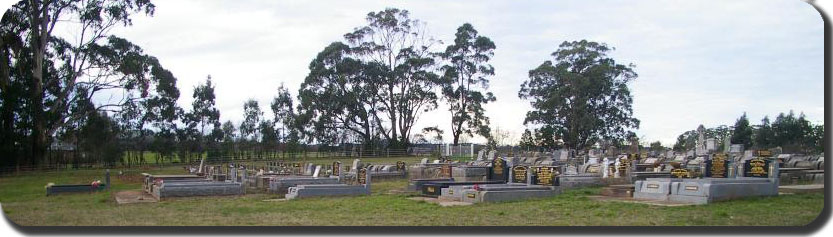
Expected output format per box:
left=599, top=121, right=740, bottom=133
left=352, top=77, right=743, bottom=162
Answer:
left=673, top=111, right=824, bottom=154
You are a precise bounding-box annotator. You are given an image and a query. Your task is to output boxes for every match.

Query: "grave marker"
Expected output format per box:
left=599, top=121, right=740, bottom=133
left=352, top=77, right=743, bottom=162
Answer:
left=671, top=168, right=691, bottom=178
left=706, top=153, right=729, bottom=178
left=332, top=161, right=341, bottom=176
left=744, top=158, right=770, bottom=178
left=512, top=166, right=528, bottom=184
left=490, top=158, right=508, bottom=182
left=358, top=168, right=368, bottom=185
left=441, top=164, right=452, bottom=178
left=532, top=166, right=559, bottom=186
left=396, top=161, right=406, bottom=171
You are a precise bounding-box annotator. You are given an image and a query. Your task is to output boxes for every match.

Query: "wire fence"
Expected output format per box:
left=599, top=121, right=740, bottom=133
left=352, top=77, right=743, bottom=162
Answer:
left=0, top=146, right=447, bottom=176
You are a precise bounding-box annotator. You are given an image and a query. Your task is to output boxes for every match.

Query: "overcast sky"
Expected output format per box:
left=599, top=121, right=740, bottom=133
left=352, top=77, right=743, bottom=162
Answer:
left=2, top=0, right=825, bottom=146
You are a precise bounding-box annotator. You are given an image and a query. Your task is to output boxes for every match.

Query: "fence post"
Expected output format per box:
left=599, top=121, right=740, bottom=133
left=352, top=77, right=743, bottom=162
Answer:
left=471, top=143, right=474, bottom=159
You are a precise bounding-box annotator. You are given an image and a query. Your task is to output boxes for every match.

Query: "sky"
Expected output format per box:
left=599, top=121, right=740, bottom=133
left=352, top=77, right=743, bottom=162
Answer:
left=1, top=0, right=825, bottom=146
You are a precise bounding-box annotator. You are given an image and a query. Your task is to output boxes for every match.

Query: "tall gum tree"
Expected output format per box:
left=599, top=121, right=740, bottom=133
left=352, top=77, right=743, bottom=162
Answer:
left=439, top=23, right=496, bottom=146
left=518, top=40, right=639, bottom=151
left=342, top=8, right=442, bottom=149
left=1, top=0, right=155, bottom=167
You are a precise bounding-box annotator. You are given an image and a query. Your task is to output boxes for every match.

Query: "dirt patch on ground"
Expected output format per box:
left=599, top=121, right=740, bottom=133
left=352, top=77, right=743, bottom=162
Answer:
left=114, top=190, right=158, bottom=204
left=407, top=196, right=473, bottom=207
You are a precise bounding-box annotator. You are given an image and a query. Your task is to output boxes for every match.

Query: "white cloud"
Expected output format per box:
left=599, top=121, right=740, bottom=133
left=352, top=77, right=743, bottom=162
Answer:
left=2, top=0, right=823, bottom=146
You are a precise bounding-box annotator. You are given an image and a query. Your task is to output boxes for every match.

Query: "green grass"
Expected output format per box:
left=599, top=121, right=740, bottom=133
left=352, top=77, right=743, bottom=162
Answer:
left=0, top=167, right=824, bottom=226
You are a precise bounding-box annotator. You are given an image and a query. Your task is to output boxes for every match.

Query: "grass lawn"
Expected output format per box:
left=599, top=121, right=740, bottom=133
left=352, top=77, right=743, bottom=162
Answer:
left=0, top=167, right=824, bottom=226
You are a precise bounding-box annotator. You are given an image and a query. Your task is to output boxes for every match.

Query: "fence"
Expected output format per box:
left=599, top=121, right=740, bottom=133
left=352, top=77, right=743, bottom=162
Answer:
left=0, top=146, right=440, bottom=176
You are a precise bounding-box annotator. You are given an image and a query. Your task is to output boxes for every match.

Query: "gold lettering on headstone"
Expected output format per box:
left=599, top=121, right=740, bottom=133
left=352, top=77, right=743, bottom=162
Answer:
left=685, top=186, right=699, bottom=191
left=358, top=168, right=367, bottom=185
left=493, top=159, right=505, bottom=175
left=748, top=159, right=767, bottom=177
left=513, top=166, right=528, bottom=183
left=427, top=186, right=435, bottom=193
left=757, top=150, right=772, bottom=157
left=711, top=153, right=727, bottom=178
left=534, top=166, right=556, bottom=185
left=441, top=164, right=452, bottom=178
left=466, top=193, right=476, bottom=199
left=671, top=169, right=691, bottom=178
left=647, top=184, right=659, bottom=189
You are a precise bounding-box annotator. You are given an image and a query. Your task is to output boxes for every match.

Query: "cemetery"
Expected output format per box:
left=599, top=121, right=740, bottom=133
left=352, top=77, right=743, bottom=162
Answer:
left=0, top=144, right=824, bottom=226
left=5, top=123, right=821, bottom=226
left=0, top=0, right=824, bottom=228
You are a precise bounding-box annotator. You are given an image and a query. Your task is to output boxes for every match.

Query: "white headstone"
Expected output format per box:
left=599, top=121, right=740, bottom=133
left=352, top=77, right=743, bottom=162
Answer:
left=477, top=150, right=486, bottom=161
left=487, top=150, right=497, bottom=161
left=730, top=144, right=744, bottom=153
left=565, top=164, right=578, bottom=175
left=313, top=165, right=321, bottom=177
left=420, top=158, right=429, bottom=164
left=352, top=159, right=361, bottom=171
left=705, top=138, right=717, bottom=152
left=602, top=158, right=611, bottom=178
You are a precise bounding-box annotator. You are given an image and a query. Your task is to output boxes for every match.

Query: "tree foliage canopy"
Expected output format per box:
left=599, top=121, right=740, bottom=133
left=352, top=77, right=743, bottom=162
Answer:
left=439, top=23, right=496, bottom=145
left=518, top=40, right=639, bottom=150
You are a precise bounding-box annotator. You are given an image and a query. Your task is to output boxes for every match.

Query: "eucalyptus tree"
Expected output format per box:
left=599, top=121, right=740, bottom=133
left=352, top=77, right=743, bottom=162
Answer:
left=518, top=40, right=639, bottom=151
left=186, top=76, right=221, bottom=159
left=296, top=42, right=376, bottom=146
left=271, top=83, right=300, bottom=154
left=342, top=8, right=442, bottom=149
left=239, top=99, right=263, bottom=158
left=438, top=23, right=496, bottom=146
left=0, top=0, right=156, bottom=166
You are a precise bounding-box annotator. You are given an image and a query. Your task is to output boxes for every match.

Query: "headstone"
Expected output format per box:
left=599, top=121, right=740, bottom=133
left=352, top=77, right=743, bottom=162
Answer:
left=512, top=166, right=528, bottom=184
left=490, top=158, right=508, bottom=182
left=695, top=125, right=707, bottom=155
left=313, top=165, right=322, bottom=178
left=564, top=164, right=578, bottom=175
left=420, top=158, right=429, bottom=164
left=352, top=159, right=361, bottom=171
left=744, top=158, right=770, bottom=178
left=396, top=161, right=406, bottom=171
left=332, top=161, right=341, bottom=177
left=477, top=150, right=486, bottom=161
left=357, top=168, right=368, bottom=185
left=602, top=158, right=611, bottom=178
left=671, top=168, right=691, bottom=178
left=197, top=157, right=206, bottom=174
left=730, top=144, right=744, bottom=153
left=705, top=153, right=729, bottom=178
left=441, top=164, right=452, bottom=178
left=531, top=166, right=558, bottom=186
left=487, top=150, right=497, bottom=161
left=705, top=138, right=717, bottom=152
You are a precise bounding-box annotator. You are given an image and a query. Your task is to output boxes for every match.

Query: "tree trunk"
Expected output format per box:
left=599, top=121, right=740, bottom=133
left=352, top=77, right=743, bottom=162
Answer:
left=29, top=0, right=49, bottom=169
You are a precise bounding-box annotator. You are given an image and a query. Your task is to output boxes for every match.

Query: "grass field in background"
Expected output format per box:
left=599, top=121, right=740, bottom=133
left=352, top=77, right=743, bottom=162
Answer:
left=0, top=166, right=824, bottom=226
